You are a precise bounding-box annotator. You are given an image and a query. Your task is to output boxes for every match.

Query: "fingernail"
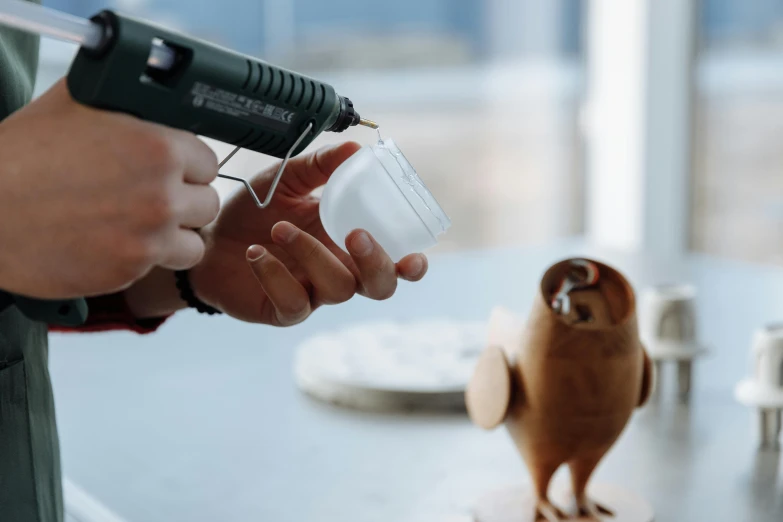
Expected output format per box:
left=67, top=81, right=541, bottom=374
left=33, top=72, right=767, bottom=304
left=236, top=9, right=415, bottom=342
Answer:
left=350, top=231, right=373, bottom=257
left=274, top=222, right=299, bottom=244
left=248, top=245, right=265, bottom=261
left=408, top=256, right=424, bottom=277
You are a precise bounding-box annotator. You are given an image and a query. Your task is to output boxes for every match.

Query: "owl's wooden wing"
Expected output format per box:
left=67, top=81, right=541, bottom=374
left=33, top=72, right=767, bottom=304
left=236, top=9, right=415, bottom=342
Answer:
left=465, top=345, right=513, bottom=430
left=486, top=306, right=523, bottom=353
left=638, top=345, right=655, bottom=407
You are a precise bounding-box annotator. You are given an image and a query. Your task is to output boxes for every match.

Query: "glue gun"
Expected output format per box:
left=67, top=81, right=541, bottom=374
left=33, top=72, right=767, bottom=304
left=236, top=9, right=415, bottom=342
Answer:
left=0, top=0, right=377, bottom=326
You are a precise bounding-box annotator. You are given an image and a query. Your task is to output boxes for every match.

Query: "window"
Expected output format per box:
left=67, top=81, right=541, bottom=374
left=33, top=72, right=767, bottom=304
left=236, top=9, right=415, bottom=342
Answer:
left=691, top=0, right=783, bottom=264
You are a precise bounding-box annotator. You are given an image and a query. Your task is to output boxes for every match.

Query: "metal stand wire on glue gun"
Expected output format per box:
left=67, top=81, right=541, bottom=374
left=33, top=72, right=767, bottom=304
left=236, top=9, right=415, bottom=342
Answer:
left=0, top=0, right=378, bottom=326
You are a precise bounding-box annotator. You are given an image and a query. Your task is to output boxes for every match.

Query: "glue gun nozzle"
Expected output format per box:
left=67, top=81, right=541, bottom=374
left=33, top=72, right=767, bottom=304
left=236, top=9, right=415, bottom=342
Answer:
left=359, top=118, right=379, bottom=129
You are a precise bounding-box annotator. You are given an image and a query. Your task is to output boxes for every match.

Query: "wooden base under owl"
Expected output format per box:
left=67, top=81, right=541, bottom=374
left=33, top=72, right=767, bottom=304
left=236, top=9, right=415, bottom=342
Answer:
left=466, top=258, right=655, bottom=521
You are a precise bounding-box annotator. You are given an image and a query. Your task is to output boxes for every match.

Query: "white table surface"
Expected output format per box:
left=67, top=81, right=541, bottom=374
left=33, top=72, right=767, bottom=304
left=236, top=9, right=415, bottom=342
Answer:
left=49, top=239, right=783, bottom=521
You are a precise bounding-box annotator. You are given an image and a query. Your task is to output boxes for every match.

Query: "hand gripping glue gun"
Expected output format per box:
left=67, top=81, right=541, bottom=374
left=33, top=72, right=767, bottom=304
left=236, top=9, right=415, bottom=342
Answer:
left=0, top=0, right=378, bottom=326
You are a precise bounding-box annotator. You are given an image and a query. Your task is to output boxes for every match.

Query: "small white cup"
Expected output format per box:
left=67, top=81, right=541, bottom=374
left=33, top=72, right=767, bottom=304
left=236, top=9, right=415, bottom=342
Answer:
left=639, top=284, right=698, bottom=345
left=752, top=324, right=783, bottom=391
left=319, top=139, right=451, bottom=262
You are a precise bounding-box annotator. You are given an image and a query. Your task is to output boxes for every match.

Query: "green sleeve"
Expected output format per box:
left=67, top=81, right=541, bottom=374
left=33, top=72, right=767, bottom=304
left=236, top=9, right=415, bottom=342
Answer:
left=0, top=4, right=64, bottom=522
left=0, top=0, right=40, bottom=121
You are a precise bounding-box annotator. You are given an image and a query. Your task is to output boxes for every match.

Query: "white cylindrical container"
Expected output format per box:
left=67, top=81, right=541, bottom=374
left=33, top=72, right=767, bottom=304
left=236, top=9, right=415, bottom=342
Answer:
left=319, top=138, right=451, bottom=262
left=752, top=324, right=783, bottom=391
left=736, top=323, right=783, bottom=450
left=639, top=284, right=697, bottom=345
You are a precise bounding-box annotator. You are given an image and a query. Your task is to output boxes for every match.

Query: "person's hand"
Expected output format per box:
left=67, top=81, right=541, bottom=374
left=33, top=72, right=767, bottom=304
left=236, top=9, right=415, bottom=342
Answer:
left=187, top=142, right=428, bottom=325
left=0, top=79, right=220, bottom=299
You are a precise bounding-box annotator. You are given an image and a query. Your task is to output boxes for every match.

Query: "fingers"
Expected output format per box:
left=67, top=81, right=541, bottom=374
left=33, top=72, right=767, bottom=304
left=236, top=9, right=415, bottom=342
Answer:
left=270, top=222, right=357, bottom=305
left=175, top=184, right=221, bottom=228
left=246, top=245, right=311, bottom=326
left=158, top=228, right=206, bottom=270
left=397, top=254, right=428, bottom=282
left=279, top=142, right=362, bottom=195
left=245, top=223, right=427, bottom=327
left=167, top=132, right=221, bottom=228
left=345, top=230, right=398, bottom=300
left=175, top=132, right=219, bottom=185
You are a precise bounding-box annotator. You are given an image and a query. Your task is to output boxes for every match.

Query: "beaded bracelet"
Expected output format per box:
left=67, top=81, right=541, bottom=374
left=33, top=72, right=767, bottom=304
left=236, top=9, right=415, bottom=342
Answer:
left=174, top=270, right=222, bottom=315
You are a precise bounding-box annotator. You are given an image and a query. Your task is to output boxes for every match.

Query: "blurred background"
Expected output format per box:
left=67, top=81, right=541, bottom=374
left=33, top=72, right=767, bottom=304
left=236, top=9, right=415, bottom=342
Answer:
left=35, top=0, right=783, bottom=260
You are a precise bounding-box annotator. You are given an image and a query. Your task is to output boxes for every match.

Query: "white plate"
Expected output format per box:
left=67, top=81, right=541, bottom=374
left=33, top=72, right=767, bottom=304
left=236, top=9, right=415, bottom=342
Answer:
left=294, top=318, right=487, bottom=412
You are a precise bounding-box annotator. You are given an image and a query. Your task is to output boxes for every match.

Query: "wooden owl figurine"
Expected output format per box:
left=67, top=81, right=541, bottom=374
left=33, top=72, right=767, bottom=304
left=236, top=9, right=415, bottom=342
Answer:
left=466, top=259, right=654, bottom=521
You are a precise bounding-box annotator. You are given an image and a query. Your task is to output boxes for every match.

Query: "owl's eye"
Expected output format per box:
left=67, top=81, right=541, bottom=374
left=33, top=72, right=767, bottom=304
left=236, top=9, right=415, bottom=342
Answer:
left=575, top=304, right=593, bottom=323
left=550, top=259, right=601, bottom=316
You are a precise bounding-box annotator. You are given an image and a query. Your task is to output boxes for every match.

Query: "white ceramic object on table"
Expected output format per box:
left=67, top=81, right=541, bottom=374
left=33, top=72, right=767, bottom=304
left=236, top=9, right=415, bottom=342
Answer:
left=735, top=323, right=783, bottom=450
left=638, top=284, right=708, bottom=401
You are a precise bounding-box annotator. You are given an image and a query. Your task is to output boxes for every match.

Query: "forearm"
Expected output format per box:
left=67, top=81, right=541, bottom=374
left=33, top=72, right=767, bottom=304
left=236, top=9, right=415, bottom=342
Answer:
left=123, top=267, right=188, bottom=319
left=49, top=287, right=174, bottom=334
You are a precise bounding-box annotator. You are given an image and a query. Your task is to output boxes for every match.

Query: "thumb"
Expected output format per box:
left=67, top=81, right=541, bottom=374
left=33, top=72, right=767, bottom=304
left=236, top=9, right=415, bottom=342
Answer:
left=246, top=244, right=269, bottom=285
left=247, top=244, right=266, bottom=264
